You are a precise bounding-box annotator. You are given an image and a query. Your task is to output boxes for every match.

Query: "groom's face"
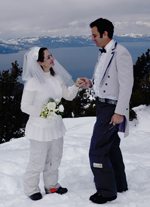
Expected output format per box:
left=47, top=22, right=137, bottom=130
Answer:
left=91, top=26, right=105, bottom=48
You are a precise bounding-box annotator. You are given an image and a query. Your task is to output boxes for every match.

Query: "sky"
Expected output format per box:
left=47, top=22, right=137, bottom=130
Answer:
left=0, top=0, right=150, bottom=40
left=0, top=105, right=150, bottom=207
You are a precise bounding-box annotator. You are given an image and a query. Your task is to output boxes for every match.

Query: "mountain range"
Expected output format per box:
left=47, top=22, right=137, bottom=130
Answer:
left=0, top=34, right=150, bottom=54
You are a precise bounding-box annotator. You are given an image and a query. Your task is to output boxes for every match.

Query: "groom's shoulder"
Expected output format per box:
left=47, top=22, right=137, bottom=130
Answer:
left=114, top=42, right=131, bottom=58
left=116, top=42, right=128, bottom=52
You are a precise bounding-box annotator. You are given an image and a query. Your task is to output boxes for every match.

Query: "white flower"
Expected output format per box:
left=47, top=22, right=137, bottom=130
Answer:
left=55, top=98, right=60, bottom=104
left=40, top=98, right=64, bottom=119
left=48, top=111, right=57, bottom=119
left=47, top=102, right=56, bottom=111
left=59, top=104, right=64, bottom=112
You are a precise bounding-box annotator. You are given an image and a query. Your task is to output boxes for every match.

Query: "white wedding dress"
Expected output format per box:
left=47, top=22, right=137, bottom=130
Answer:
left=21, top=72, right=78, bottom=142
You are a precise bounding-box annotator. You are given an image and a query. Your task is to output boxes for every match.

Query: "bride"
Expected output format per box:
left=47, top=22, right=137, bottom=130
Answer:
left=21, top=47, right=82, bottom=201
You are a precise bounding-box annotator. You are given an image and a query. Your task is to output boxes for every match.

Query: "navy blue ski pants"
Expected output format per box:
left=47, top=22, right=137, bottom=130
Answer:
left=89, top=99, right=127, bottom=197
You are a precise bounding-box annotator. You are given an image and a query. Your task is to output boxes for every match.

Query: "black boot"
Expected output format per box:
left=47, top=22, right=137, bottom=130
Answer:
left=90, top=192, right=117, bottom=204
left=45, top=186, right=68, bottom=195
left=29, top=192, right=42, bottom=201
left=56, top=186, right=68, bottom=195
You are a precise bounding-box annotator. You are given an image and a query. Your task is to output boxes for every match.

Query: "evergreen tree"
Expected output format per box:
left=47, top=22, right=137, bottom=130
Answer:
left=0, top=61, right=28, bottom=143
left=131, top=49, right=150, bottom=108
left=62, top=88, right=96, bottom=118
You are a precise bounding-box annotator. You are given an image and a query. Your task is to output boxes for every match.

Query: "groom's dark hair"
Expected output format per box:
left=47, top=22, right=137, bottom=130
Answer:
left=90, top=18, right=114, bottom=39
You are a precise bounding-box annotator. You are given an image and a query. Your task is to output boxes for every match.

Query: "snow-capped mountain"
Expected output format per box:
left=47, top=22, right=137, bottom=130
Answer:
left=0, top=34, right=150, bottom=54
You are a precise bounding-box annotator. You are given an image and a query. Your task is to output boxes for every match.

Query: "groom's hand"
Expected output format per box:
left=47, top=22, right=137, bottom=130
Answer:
left=78, top=77, right=92, bottom=89
left=110, top=113, right=124, bottom=126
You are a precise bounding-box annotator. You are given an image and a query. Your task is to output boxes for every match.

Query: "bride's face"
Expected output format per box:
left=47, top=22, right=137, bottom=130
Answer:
left=40, top=49, right=54, bottom=72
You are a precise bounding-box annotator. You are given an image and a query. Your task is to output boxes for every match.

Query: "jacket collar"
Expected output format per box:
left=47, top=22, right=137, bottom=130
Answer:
left=99, top=41, right=117, bottom=85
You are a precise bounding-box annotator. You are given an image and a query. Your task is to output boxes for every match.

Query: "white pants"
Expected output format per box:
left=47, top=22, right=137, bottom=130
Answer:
left=24, top=137, right=63, bottom=196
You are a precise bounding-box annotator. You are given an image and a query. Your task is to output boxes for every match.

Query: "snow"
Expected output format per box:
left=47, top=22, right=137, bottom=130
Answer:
left=119, top=33, right=143, bottom=38
left=0, top=105, right=150, bottom=207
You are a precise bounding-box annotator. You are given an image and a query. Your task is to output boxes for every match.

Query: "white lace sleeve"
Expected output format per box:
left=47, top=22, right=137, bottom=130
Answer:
left=21, top=90, right=41, bottom=117
left=62, top=84, right=79, bottom=101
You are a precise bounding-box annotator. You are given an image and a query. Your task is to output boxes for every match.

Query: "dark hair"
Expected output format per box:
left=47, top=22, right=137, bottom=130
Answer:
left=37, top=47, right=55, bottom=76
left=90, top=18, right=114, bottom=39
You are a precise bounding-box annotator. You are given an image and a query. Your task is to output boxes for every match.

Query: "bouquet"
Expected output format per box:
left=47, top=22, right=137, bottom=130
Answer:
left=40, top=98, right=64, bottom=119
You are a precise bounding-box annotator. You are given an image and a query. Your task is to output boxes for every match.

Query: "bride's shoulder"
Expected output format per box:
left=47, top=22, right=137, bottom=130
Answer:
left=24, top=77, right=41, bottom=91
left=25, top=77, right=38, bottom=86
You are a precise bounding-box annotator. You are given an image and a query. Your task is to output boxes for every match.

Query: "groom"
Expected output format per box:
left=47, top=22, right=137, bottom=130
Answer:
left=80, top=18, right=133, bottom=204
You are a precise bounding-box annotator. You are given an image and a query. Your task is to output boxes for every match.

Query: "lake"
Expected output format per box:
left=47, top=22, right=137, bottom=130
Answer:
left=0, top=42, right=150, bottom=81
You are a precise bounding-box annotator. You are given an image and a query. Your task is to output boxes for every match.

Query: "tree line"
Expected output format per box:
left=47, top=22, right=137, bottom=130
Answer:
left=0, top=49, right=150, bottom=143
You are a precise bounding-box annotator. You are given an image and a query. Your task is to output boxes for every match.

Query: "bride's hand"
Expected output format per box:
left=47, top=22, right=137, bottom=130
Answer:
left=78, top=77, right=92, bottom=89
left=75, top=78, right=85, bottom=87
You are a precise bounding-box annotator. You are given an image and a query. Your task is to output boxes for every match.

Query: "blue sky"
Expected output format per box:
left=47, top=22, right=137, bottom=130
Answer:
left=0, top=0, right=150, bottom=39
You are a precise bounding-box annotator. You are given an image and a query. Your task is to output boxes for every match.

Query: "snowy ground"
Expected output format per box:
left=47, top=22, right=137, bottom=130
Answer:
left=0, top=105, right=150, bottom=207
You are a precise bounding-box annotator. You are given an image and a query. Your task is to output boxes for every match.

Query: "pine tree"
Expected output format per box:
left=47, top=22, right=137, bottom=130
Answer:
left=62, top=88, right=96, bottom=118
left=0, top=61, right=28, bottom=143
left=130, top=49, right=150, bottom=108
